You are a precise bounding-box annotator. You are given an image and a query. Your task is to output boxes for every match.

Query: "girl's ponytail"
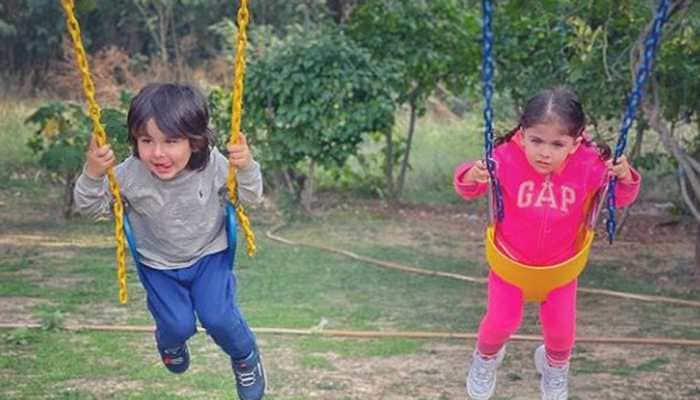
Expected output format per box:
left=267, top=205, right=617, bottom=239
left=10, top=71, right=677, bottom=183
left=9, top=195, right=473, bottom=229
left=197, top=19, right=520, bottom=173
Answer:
left=580, top=131, right=612, bottom=161
left=494, top=125, right=520, bottom=146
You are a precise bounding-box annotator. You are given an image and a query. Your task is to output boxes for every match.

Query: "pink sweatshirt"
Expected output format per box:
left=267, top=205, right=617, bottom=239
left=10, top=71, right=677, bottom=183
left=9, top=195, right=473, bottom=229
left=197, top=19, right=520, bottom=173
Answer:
left=454, top=131, right=641, bottom=266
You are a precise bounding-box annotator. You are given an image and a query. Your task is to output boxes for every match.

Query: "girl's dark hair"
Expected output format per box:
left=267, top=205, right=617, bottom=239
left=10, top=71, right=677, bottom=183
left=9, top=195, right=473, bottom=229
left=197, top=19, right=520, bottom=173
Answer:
left=495, top=86, right=611, bottom=160
left=127, top=83, right=214, bottom=170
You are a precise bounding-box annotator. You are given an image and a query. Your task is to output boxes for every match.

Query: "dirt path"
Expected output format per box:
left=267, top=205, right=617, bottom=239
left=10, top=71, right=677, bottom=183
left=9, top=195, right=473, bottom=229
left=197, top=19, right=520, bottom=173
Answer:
left=260, top=338, right=700, bottom=399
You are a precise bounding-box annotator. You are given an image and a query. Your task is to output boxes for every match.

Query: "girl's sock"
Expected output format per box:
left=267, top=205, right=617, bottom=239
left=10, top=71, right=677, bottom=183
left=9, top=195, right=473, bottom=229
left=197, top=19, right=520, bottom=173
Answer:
left=477, top=344, right=504, bottom=359
left=545, top=348, right=571, bottom=368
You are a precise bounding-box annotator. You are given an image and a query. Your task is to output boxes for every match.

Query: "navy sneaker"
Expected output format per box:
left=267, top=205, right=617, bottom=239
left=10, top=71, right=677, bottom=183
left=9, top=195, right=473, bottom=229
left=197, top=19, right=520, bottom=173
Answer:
left=231, top=346, right=266, bottom=400
left=158, top=343, right=190, bottom=374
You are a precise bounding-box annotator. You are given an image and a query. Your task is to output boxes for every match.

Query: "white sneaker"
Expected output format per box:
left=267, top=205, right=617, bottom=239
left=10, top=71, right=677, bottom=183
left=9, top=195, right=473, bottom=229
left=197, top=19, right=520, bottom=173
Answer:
left=466, top=346, right=506, bottom=400
left=534, top=345, right=569, bottom=400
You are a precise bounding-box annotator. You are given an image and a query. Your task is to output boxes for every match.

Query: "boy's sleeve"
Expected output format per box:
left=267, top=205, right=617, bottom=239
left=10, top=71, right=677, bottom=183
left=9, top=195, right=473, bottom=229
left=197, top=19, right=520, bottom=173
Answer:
left=73, top=167, right=114, bottom=218
left=236, top=160, right=264, bottom=205
left=214, top=148, right=263, bottom=205
left=454, top=161, right=489, bottom=200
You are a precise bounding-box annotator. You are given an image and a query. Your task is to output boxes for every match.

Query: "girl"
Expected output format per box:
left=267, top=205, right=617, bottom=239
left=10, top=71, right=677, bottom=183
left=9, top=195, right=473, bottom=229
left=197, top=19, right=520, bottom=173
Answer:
left=74, top=83, right=265, bottom=400
left=454, top=87, right=640, bottom=400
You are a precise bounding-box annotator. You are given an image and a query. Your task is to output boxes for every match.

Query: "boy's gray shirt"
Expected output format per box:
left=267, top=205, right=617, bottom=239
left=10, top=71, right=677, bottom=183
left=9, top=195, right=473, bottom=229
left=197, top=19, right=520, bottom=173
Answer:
left=73, top=147, right=263, bottom=270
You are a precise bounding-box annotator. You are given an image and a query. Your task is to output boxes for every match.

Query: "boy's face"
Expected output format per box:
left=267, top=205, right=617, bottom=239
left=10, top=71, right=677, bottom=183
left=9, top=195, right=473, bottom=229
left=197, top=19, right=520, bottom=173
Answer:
left=135, top=119, right=192, bottom=180
left=520, top=122, right=582, bottom=175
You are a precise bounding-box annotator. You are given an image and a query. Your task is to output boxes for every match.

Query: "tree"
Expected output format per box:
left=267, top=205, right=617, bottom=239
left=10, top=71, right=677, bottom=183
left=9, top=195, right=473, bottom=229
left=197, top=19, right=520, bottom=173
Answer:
left=639, top=0, right=699, bottom=276
left=347, top=0, right=480, bottom=200
left=210, top=27, right=395, bottom=212
left=482, top=1, right=659, bottom=132
left=0, top=0, right=66, bottom=87
left=1, top=0, right=367, bottom=91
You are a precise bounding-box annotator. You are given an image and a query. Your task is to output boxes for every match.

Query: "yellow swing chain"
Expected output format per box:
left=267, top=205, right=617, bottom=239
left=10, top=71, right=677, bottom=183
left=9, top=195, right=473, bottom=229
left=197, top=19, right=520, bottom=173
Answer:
left=227, top=0, right=257, bottom=256
left=60, top=0, right=129, bottom=304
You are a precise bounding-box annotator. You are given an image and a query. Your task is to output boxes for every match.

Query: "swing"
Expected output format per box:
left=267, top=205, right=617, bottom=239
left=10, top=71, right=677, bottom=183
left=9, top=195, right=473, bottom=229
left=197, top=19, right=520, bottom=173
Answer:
left=478, top=0, right=670, bottom=302
left=60, top=0, right=256, bottom=304
left=123, top=200, right=241, bottom=267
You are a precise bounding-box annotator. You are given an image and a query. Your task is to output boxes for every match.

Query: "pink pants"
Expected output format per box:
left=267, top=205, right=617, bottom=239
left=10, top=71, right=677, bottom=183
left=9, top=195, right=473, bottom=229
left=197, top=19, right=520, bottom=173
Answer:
left=477, top=271, right=577, bottom=363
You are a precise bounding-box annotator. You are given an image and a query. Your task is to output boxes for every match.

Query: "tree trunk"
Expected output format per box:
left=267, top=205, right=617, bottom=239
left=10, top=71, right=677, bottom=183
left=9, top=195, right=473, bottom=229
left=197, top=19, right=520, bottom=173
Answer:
left=63, top=173, right=77, bottom=219
left=3, top=0, right=18, bottom=72
left=326, top=0, right=344, bottom=23
left=696, top=223, right=700, bottom=281
left=169, top=8, right=183, bottom=81
left=157, top=3, right=169, bottom=65
left=326, top=0, right=361, bottom=24
left=630, top=120, right=645, bottom=161
left=618, top=122, right=646, bottom=234
left=396, top=96, right=418, bottom=198
left=302, top=0, right=314, bottom=29
left=133, top=0, right=168, bottom=65
left=300, top=161, right=316, bottom=214
left=644, top=80, right=700, bottom=283
left=385, top=126, right=395, bottom=200
left=280, top=169, right=296, bottom=195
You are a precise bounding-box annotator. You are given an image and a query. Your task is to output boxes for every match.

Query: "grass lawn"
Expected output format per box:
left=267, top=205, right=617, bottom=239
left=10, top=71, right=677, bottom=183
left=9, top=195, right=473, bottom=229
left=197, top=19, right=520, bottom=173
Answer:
left=1, top=99, right=699, bottom=399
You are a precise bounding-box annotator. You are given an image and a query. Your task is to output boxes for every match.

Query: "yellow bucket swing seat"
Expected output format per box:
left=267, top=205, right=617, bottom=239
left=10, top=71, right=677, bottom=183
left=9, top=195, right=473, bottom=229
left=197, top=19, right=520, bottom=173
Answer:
left=484, top=190, right=604, bottom=302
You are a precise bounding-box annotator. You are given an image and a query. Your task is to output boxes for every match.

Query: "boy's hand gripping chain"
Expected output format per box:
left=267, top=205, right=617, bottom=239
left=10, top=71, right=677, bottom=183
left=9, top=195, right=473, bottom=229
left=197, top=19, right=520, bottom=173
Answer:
left=227, top=0, right=257, bottom=257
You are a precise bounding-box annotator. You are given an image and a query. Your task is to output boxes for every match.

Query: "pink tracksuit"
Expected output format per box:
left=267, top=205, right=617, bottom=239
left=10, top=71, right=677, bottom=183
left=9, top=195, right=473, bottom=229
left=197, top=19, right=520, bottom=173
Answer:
left=454, top=130, right=640, bottom=361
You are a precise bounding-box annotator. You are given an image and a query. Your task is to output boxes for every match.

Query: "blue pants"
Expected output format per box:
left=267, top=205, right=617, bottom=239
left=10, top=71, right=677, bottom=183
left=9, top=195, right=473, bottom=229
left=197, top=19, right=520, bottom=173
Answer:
left=136, top=249, right=256, bottom=360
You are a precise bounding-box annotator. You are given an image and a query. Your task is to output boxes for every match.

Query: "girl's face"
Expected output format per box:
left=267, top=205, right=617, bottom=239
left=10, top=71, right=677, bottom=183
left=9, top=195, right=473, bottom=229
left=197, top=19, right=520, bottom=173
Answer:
left=520, top=122, right=581, bottom=175
left=136, top=119, right=192, bottom=180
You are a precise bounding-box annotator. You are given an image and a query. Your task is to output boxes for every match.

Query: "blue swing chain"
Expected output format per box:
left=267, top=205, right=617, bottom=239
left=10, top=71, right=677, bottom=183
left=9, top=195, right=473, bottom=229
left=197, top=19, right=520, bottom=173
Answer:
left=481, top=0, right=504, bottom=222
left=606, top=0, right=670, bottom=243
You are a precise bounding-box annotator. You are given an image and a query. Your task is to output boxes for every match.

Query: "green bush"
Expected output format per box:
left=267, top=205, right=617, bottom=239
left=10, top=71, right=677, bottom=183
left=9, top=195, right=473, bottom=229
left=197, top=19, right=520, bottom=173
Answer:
left=25, top=100, right=130, bottom=217
left=210, top=27, right=395, bottom=209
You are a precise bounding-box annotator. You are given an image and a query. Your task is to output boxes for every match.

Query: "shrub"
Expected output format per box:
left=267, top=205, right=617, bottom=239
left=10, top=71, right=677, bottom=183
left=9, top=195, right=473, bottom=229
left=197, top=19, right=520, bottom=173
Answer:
left=25, top=99, right=130, bottom=217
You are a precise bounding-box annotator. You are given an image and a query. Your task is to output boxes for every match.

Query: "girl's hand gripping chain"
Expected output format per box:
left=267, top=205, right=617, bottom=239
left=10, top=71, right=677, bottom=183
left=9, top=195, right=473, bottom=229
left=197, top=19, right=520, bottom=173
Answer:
left=463, top=160, right=491, bottom=184
left=606, top=155, right=633, bottom=183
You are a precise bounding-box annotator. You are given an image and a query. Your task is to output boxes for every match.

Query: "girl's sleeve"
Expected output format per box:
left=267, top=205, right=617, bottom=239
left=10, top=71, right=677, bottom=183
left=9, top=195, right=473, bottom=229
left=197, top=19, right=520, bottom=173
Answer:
left=453, top=161, right=489, bottom=200
left=613, top=167, right=641, bottom=208
left=589, top=160, right=642, bottom=208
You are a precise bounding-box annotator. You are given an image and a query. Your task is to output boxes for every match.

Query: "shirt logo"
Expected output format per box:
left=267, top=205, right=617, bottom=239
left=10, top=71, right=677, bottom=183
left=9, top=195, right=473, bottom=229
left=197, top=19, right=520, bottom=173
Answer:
left=517, top=180, right=576, bottom=212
